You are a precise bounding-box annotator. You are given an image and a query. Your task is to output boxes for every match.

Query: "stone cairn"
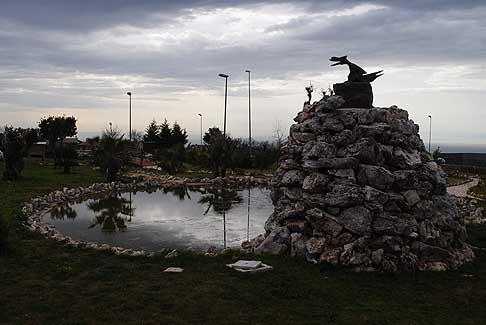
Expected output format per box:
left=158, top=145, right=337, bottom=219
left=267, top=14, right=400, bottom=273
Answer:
left=249, top=96, right=474, bottom=272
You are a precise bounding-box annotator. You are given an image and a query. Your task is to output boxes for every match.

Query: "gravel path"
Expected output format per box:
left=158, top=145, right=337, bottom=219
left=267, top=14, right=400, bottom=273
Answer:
left=447, top=177, right=480, bottom=198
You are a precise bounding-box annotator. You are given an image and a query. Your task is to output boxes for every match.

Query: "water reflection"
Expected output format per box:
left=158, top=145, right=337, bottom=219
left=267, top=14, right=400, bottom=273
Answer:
left=50, top=204, right=77, bottom=220
left=162, top=187, right=191, bottom=201
left=44, top=186, right=272, bottom=251
left=86, top=194, right=134, bottom=232
left=198, top=188, right=243, bottom=248
left=198, top=188, right=242, bottom=215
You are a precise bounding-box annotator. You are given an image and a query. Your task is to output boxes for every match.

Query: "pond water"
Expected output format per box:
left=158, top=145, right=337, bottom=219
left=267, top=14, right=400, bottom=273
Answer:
left=43, top=187, right=273, bottom=252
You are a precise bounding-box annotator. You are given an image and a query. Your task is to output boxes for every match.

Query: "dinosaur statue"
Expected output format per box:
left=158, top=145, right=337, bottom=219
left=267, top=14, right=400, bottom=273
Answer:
left=330, top=56, right=383, bottom=83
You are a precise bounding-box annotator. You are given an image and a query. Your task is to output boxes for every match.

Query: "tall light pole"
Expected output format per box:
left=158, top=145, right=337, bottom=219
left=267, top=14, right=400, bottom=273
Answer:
left=245, top=70, right=252, bottom=159
left=218, top=73, right=229, bottom=178
left=428, top=115, right=432, bottom=153
left=198, top=113, right=203, bottom=145
left=127, top=92, right=132, bottom=142
left=218, top=74, right=229, bottom=138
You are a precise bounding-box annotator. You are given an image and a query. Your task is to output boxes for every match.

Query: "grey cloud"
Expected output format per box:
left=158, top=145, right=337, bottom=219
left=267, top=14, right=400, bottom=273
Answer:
left=1, top=0, right=486, bottom=141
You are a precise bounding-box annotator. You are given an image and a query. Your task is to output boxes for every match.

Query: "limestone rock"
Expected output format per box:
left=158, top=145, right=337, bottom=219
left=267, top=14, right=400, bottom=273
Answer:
left=339, top=206, right=372, bottom=235
left=357, top=165, right=395, bottom=190
left=254, top=227, right=290, bottom=255
left=257, top=96, right=473, bottom=272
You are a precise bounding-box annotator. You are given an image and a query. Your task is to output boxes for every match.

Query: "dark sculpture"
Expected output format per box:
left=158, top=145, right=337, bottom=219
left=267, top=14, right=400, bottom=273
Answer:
left=330, top=56, right=383, bottom=108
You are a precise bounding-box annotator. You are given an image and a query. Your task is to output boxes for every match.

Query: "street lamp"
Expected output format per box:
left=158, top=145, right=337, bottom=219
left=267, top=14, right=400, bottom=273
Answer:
left=218, top=73, right=229, bottom=178
left=245, top=70, right=252, bottom=159
left=198, top=113, right=203, bottom=145
left=218, top=73, right=229, bottom=138
left=428, top=115, right=432, bottom=153
left=127, top=92, right=132, bottom=142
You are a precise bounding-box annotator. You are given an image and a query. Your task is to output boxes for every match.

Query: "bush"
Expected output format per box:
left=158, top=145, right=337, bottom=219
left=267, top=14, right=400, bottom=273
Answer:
left=60, top=143, right=79, bottom=173
left=1, top=127, right=26, bottom=180
left=156, top=143, right=186, bottom=174
left=94, top=128, right=127, bottom=182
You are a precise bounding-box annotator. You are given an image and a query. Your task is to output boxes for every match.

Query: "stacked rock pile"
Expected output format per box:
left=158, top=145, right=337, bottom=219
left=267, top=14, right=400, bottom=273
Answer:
left=251, top=96, right=474, bottom=272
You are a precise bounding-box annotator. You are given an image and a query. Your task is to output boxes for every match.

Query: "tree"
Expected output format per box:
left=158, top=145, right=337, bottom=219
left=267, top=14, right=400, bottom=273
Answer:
left=38, top=116, right=77, bottom=167
left=1, top=127, right=26, bottom=180
left=273, top=119, right=286, bottom=149
left=143, top=119, right=159, bottom=142
left=170, top=122, right=188, bottom=147
left=39, top=116, right=77, bottom=148
left=203, top=127, right=228, bottom=177
left=59, top=143, right=79, bottom=173
left=156, top=143, right=186, bottom=174
left=95, top=128, right=127, bottom=181
left=131, top=130, right=143, bottom=143
left=158, top=119, right=172, bottom=149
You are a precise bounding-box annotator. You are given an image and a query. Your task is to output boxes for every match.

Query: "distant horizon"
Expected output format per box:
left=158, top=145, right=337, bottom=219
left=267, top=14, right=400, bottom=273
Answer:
left=73, top=131, right=486, bottom=154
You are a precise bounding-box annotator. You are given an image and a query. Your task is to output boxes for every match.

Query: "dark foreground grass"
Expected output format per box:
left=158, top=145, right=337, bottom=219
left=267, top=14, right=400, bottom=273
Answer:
left=1, top=161, right=486, bottom=324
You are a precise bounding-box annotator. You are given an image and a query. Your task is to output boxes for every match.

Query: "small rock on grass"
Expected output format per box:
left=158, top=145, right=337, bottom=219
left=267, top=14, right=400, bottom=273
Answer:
left=163, top=267, right=184, bottom=273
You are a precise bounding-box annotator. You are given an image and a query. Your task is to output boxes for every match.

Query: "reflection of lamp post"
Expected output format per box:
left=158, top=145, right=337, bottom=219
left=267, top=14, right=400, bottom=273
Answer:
left=198, top=113, right=203, bottom=145
left=223, top=209, right=227, bottom=249
left=128, top=192, right=132, bottom=222
left=247, top=188, right=251, bottom=242
left=428, top=115, right=432, bottom=153
left=245, top=70, right=252, bottom=158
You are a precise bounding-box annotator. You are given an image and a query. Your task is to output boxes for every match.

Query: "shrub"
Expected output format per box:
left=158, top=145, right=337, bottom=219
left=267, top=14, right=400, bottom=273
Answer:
left=156, top=143, right=186, bottom=174
left=59, top=143, right=79, bottom=173
left=1, top=127, right=26, bottom=180
left=95, top=128, right=127, bottom=182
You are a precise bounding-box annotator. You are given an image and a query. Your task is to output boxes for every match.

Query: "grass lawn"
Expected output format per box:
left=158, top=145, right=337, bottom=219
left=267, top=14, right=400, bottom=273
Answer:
left=1, top=161, right=486, bottom=324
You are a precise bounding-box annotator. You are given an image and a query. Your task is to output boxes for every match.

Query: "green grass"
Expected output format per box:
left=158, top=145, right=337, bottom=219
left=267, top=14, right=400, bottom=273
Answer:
left=1, top=161, right=486, bottom=324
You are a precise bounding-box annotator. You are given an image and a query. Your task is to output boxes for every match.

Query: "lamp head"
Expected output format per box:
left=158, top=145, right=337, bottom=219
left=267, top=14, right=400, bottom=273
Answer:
left=198, top=113, right=202, bottom=117
left=127, top=92, right=132, bottom=96
left=218, top=73, right=229, bottom=78
left=245, top=70, right=250, bottom=73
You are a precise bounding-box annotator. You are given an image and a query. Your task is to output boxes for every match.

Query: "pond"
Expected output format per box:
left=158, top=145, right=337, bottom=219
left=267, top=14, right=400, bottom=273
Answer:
left=43, top=187, right=273, bottom=252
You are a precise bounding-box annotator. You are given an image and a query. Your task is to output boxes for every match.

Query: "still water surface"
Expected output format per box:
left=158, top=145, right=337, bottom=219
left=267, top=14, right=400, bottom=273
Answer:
left=43, top=187, right=273, bottom=252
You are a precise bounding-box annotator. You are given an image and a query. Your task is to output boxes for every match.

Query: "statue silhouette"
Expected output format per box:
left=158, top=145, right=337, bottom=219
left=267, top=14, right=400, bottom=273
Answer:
left=330, top=56, right=383, bottom=83
left=330, top=56, right=384, bottom=108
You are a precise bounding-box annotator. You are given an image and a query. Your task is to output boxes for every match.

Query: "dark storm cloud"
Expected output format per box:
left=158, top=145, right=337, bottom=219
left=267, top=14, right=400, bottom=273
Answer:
left=1, top=0, right=485, bottom=117
left=1, top=0, right=285, bottom=31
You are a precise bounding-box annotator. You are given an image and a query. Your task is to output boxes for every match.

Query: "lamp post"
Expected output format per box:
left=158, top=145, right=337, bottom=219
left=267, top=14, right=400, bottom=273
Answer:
left=218, top=74, right=229, bottom=137
left=218, top=73, right=229, bottom=178
left=428, top=115, right=432, bottom=153
left=245, top=70, right=252, bottom=159
left=127, top=92, right=132, bottom=142
left=198, top=113, right=203, bottom=145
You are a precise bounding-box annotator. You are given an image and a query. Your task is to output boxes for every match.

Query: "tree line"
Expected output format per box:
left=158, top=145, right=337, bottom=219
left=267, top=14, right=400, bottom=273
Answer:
left=1, top=115, right=282, bottom=181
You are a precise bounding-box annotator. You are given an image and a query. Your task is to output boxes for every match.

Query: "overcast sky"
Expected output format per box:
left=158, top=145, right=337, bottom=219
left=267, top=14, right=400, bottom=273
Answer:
left=1, top=0, right=485, bottom=149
